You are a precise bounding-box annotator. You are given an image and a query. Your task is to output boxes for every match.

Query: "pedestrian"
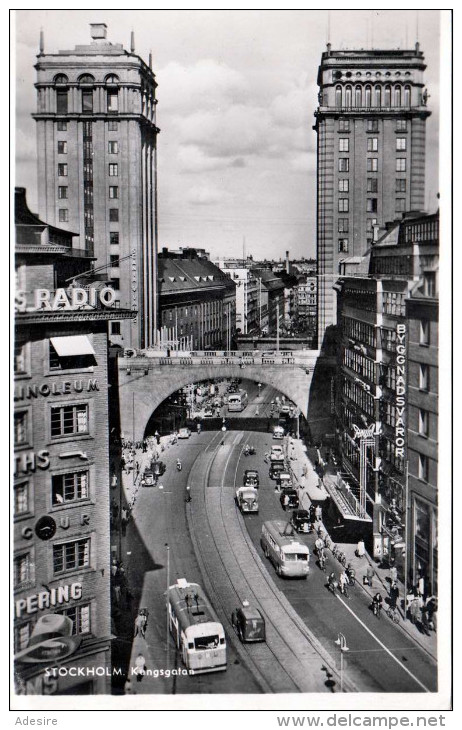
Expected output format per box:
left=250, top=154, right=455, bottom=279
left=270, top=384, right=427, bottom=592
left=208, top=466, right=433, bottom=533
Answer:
left=121, top=507, right=129, bottom=536
left=302, top=464, right=308, bottom=478
left=120, top=456, right=125, bottom=472
left=365, top=565, right=374, bottom=587
left=389, top=581, right=399, bottom=610
left=124, top=678, right=136, bottom=695
left=315, top=504, right=322, bottom=522
left=389, top=559, right=398, bottom=584
left=113, top=583, right=121, bottom=605
left=111, top=559, right=119, bottom=578
left=134, top=652, right=146, bottom=682
left=356, top=539, right=365, bottom=558
left=134, top=614, right=146, bottom=638
left=111, top=473, right=118, bottom=488
left=155, top=431, right=160, bottom=445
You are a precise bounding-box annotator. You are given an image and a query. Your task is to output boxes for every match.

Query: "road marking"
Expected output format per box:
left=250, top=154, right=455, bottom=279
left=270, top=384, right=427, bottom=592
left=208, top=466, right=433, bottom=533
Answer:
left=335, top=593, right=431, bottom=692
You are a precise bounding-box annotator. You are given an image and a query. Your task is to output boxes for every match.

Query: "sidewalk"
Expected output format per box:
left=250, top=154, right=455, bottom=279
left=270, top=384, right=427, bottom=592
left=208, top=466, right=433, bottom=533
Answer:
left=288, top=436, right=437, bottom=663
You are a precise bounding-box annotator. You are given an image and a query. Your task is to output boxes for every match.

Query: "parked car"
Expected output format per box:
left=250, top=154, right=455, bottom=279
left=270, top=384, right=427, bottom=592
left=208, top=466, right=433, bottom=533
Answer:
left=231, top=601, right=266, bottom=643
left=280, top=405, right=291, bottom=417
left=280, top=487, right=299, bottom=510
left=203, top=408, right=214, bottom=418
left=269, top=461, right=286, bottom=480
left=290, top=509, right=311, bottom=533
left=276, top=472, right=293, bottom=490
left=270, top=445, right=284, bottom=462
left=142, top=470, right=155, bottom=487
left=152, top=460, right=166, bottom=477
left=178, top=427, right=191, bottom=439
left=273, top=425, right=285, bottom=439
left=243, top=470, right=259, bottom=488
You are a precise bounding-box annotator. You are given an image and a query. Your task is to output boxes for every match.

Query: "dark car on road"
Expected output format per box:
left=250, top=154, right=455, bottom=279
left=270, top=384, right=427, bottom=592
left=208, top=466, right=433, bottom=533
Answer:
left=151, top=460, right=166, bottom=477
left=269, top=461, right=286, bottom=480
left=231, top=601, right=266, bottom=643
left=290, top=509, right=311, bottom=533
left=243, top=470, right=259, bottom=488
left=280, top=487, right=299, bottom=510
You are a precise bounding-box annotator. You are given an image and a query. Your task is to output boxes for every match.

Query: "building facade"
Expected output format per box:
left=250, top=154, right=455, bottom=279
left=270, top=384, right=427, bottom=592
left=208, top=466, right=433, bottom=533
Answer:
left=14, top=189, right=132, bottom=694
left=158, top=251, right=236, bottom=351
left=33, top=23, right=159, bottom=349
left=213, top=261, right=260, bottom=335
left=314, top=44, right=431, bottom=347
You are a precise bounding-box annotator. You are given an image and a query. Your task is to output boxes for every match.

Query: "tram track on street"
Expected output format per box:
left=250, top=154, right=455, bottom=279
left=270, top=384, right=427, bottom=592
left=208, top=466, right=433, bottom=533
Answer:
left=186, top=430, right=352, bottom=693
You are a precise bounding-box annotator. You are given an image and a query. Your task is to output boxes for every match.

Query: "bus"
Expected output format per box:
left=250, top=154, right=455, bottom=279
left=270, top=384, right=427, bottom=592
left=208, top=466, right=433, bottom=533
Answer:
left=167, top=578, right=227, bottom=674
left=227, top=389, right=248, bottom=412
left=260, top=521, right=310, bottom=578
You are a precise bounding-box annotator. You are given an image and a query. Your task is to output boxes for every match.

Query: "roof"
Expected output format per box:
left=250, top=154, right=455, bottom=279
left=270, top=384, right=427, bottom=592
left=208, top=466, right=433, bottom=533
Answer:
left=15, top=187, right=79, bottom=251
left=252, top=268, right=286, bottom=293
left=158, top=257, right=235, bottom=295
left=240, top=605, right=263, bottom=621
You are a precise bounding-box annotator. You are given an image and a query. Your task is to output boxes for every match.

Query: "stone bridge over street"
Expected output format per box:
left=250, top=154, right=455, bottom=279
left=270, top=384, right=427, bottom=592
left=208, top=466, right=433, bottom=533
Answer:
left=117, top=349, right=323, bottom=442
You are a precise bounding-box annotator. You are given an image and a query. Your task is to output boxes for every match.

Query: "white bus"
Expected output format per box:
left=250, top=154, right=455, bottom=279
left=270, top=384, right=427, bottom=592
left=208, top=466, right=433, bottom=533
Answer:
left=167, top=578, right=227, bottom=674
left=260, top=521, right=310, bottom=578
left=227, top=390, right=248, bottom=412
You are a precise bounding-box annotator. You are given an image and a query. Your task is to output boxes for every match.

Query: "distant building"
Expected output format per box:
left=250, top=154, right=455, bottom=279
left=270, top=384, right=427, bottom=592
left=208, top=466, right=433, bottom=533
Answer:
left=213, top=260, right=259, bottom=335
left=315, top=43, right=431, bottom=347
left=14, top=188, right=132, bottom=695
left=158, top=250, right=236, bottom=350
left=335, top=211, right=438, bottom=581
left=33, top=23, right=159, bottom=349
left=252, top=269, right=286, bottom=335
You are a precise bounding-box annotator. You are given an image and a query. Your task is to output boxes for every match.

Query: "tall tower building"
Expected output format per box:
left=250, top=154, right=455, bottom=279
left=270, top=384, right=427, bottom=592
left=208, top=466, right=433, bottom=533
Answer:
left=314, top=43, right=431, bottom=347
left=33, top=23, right=159, bottom=349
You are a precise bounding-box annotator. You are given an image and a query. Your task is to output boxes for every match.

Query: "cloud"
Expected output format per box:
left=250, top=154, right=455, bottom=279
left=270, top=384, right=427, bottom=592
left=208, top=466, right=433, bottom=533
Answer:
left=186, top=186, right=230, bottom=206
left=177, top=145, right=231, bottom=172
left=289, top=151, right=316, bottom=173
left=231, top=158, right=246, bottom=168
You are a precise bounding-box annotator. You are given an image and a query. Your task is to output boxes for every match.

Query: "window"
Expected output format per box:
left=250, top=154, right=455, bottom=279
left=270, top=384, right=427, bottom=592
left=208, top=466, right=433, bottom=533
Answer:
left=419, top=319, right=430, bottom=346
left=396, top=179, right=406, bottom=192
left=15, top=621, right=34, bottom=652
left=338, top=179, right=349, bottom=192
left=419, top=409, right=429, bottom=436
left=366, top=119, right=378, bottom=132
left=396, top=158, right=406, bottom=172
left=364, top=86, right=372, bottom=107
left=110, top=232, right=119, bottom=245
left=384, top=85, right=391, bottom=107
left=418, top=454, right=429, bottom=482
left=53, top=538, right=90, bottom=574
left=367, top=178, right=378, bottom=193
left=345, top=86, right=352, bottom=107
left=58, top=186, right=68, bottom=199
left=52, top=471, right=89, bottom=504
left=396, top=119, right=407, bottom=131
left=396, top=199, right=406, bottom=213
left=355, top=85, right=362, bottom=107
left=109, top=208, right=119, bottom=222
left=51, top=404, right=89, bottom=438
left=14, top=411, right=29, bottom=447
left=338, top=218, right=349, bottom=233
left=108, top=163, right=118, bottom=177
left=108, top=120, right=118, bottom=131
left=366, top=198, right=377, bottom=213
left=107, top=91, right=119, bottom=112
left=395, top=86, right=402, bottom=107
left=375, top=86, right=381, bottom=107
left=338, top=198, right=349, bottom=212
left=339, top=138, right=349, bottom=152
left=57, top=120, right=67, bottom=131
left=367, top=137, right=378, bottom=152
left=82, top=90, right=93, bottom=113
left=14, top=552, right=33, bottom=588
left=366, top=217, right=378, bottom=232
left=111, top=321, right=121, bottom=336
left=110, top=255, right=119, bottom=267
left=111, top=278, right=120, bottom=290
left=396, top=137, right=407, bottom=151
left=14, top=481, right=30, bottom=516
left=57, top=604, right=91, bottom=635
left=404, top=86, right=411, bottom=107
left=339, top=158, right=349, bottom=172
left=14, top=341, right=28, bottom=375
left=108, top=141, right=118, bottom=154
left=338, top=238, right=349, bottom=253
left=338, top=119, right=350, bottom=131
left=419, top=363, right=429, bottom=391
left=423, top=272, right=436, bottom=297
left=58, top=209, right=69, bottom=222
left=109, top=186, right=118, bottom=199
left=56, top=91, right=68, bottom=114
left=57, top=141, right=67, bottom=154
left=367, top=158, right=378, bottom=172
left=58, top=163, right=68, bottom=177
left=335, top=86, right=342, bottom=107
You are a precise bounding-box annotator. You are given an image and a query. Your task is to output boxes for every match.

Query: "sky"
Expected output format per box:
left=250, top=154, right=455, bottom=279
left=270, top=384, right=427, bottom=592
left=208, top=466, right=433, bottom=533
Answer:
left=14, top=9, right=443, bottom=261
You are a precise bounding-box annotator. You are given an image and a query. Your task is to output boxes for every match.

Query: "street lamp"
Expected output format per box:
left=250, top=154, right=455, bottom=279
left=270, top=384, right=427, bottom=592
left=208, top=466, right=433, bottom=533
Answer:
left=334, top=633, right=349, bottom=692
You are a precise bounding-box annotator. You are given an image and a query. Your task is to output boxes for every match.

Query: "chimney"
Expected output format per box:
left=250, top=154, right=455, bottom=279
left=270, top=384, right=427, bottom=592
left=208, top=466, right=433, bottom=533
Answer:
left=285, top=250, right=290, bottom=274
left=90, top=23, right=107, bottom=41
left=149, top=50, right=152, bottom=69
left=373, top=224, right=380, bottom=242
left=326, top=42, right=331, bottom=55
left=39, top=28, right=44, bottom=54
left=130, top=30, right=135, bottom=53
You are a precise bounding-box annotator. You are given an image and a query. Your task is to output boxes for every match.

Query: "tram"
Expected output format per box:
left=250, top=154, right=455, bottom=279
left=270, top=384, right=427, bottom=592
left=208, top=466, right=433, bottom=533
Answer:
left=227, top=389, right=248, bottom=412
left=167, top=578, right=227, bottom=674
left=260, top=520, right=310, bottom=578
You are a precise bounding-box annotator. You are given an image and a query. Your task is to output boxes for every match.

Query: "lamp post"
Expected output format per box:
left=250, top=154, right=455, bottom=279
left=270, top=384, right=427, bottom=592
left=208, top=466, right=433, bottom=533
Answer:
left=335, top=633, right=349, bottom=692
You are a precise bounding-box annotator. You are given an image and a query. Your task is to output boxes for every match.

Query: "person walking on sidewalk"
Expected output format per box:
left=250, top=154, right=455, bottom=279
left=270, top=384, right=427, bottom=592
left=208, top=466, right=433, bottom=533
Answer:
left=389, top=559, right=398, bottom=584
left=134, top=653, right=146, bottom=682
left=389, top=581, right=399, bottom=610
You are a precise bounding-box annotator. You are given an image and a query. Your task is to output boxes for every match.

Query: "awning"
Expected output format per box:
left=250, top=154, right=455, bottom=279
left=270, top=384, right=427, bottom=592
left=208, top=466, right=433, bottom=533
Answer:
left=305, top=482, right=329, bottom=502
left=50, top=335, right=95, bottom=357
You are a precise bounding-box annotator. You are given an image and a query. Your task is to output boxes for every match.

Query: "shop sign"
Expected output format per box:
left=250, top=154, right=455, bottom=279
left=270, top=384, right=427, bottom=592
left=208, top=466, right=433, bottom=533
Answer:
left=395, top=324, right=406, bottom=458
left=14, top=450, right=50, bottom=477
left=352, top=424, right=375, bottom=440
left=15, top=635, right=82, bottom=665
left=17, top=673, right=59, bottom=695
left=15, top=287, right=116, bottom=313
left=15, top=582, right=83, bottom=619
left=15, top=379, right=99, bottom=402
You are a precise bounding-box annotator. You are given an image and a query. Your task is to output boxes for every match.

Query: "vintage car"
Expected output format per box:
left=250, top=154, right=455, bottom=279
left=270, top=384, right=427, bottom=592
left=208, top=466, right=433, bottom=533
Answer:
left=269, top=461, right=286, bottom=480
left=276, top=472, right=293, bottom=490
left=290, top=509, right=311, bottom=533
left=235, top=486, right=259, bottom=514
left=243, top=470, right=259, bottom=488
left=231, top=601, right=266, bottom=643
left=151, top=460, right=166, bottom=477
left=178, top=427, right=191, bottom=439
left=280, top=487, right=299, bottom=510
left=270, top=445, right=284, bottom=462
left=142, top=470, right=155, bottom=487
left=273, top=425, right=285, bottom=439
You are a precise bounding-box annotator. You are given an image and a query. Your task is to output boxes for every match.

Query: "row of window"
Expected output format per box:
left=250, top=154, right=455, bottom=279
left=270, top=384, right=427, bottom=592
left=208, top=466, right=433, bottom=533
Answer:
left=335, top=84, right=412, bottom=108
left=338, top=157, right=407, bottom=172
left=55, top=120, right=119, bottom=132
left=59, top=163, right=119, bottom=177
left=14, top=403, right=89, bottom=447
left=14, top=469, right=90, bottom=517
left=14, top=537, right=90, bottom=589
left=59, top=190, right=118, bottom=219
left=58, top=140, right=119, bottom=155
left=56, top=89, right=118, bottom=115
left=339, top=119, right=407, bottom=132
left=338, top=137, right=407, bottom=152
left=343, top=349, right=375, bottom=382
left=342, top=316, right=376, bottom=347
left=342, top=378, right=374, bottom=417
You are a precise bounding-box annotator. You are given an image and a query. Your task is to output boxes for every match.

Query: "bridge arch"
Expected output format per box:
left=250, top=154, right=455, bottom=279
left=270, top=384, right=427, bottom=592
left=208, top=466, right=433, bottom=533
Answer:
left=117, top=352, right=319, bottom=443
